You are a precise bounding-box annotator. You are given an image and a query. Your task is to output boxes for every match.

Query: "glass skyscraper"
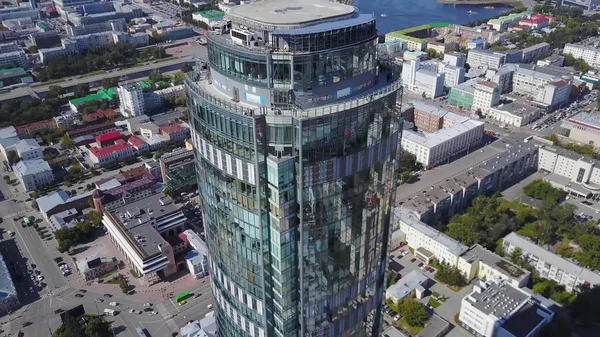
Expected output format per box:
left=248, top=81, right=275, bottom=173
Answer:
left=185, top=1, right=403, bottom=336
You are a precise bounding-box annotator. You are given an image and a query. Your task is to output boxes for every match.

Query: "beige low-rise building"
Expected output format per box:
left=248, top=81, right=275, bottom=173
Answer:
left=487, top=100, right=542, bottom=127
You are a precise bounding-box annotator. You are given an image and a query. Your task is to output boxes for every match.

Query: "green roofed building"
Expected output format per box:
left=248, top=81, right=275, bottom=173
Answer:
left=0, top=67, right=29, bottom=86
left=139, top=81, right=152, bottom=89
left=69, top=88, right=117, bottom=113
left=385, top=23, right=450, bottom=51
left=192, top=10, right=225, bottom=24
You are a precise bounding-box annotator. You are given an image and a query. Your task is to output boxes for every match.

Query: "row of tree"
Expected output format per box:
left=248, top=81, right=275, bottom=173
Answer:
left=545, top=134, right=600, bottom=160
left=34, top=43, right=167, bottom=81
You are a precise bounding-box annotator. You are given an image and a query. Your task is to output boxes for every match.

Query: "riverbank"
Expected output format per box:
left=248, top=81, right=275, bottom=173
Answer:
left=436, top=0, right=521, bottom=6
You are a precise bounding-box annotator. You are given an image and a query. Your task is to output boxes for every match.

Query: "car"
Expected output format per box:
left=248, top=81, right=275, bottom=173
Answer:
left=29, top=287, right=35, bottom=293
left=144, top=308, right=154, bottom=312
left=207, top=304, right=213, bottom=309
left=37, top=275, right=44, bottom=281
left=418, top=262, right=424, bottom=267
left=27, top=270, right=33, bottom=275
left=428, top=269, right=434, bottom=273
left=104, top=294, right=112, bottom=298
left=179, top=300, right=187, bottom=306
left=410, top=258, right=416, bottom=263
left=109, top=302, right=118, bottom=306
left=143, top=303, right=152, bottom=307
left=94, top=298, right=104, bottom=303
left=22, top=322, right=31, bottom=327
left=149, top=311, right=158, bottom=315
left=129, top=309, right=136, bottom=314
left=54, top=309, right=64, bottom=314
left=75, top=294, right=84, bottom=298
left=194, top=293, right=202, bottom=298
left=394, top=315, right=400, bottom=321
left=78, top=289, right=87, bottom=293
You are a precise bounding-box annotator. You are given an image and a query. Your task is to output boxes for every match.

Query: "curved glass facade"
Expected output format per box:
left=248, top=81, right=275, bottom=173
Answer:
left=186, top=4, right=402, bottom=337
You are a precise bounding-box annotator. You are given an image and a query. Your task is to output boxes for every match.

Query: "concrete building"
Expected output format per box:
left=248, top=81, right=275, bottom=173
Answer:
left=561, top=112, right=600, bottom=146
left=537, top=55, right=565, bottom=67
left=487, top=100, right=542, bottom=127
left=467, top=49, right=505, bottom=70
left=512, top=66, right=571, bottom=108
left=14, top=159, right=54, bottom=191
left=182, top=230, right=209, bottom=278
left=385, top=270, right=429, bottom=303
left=521, top=42, right=551, bottom=63
left=0, top=49, right=28, bottom=69
left=117, top=83, right=146, bottom=117
left=563, top=43, right=600, bottom=68
left=180, top=315, right=217, bottom=337
left=37, top=189, right=94, bottom=224
left=487, top=11, right=532, bottom=31
left=457, top=244, right=531, bottom=288
left=562, top=0, right=600, bottom=11
left=402, top=60, right=445, bottom=98
left=0, top=5, right=38, bottom=21
left=75, top=254, right=119, bottom=281
left=467, top=39, right=486, bottom=50
left=472, top=81, right=501, bottom=114
left=443, top=64, right=465, bottom=88
left=444, top=52, right=466, bottom=67
left=159, top=149, right=196, bottom=192
left=89, top=139, right=135, bottom=167
left=399, top=139, right=540, bottom=223
left=100, top=193, right=187, bottom=285
left=412, top=101, right=447, bottom=133
left=92, top=177, right=155, bottom=212
left=0, top=254, right=20, bottom=315
left=401, top=117, right=484, bottom=168
left=503, top=232, right=600, bottom=292
left=66, top=19, right=127, bottom=36
left=486, top=65, right=514, bottom=94
left=459, top=277, right=554, bottom=337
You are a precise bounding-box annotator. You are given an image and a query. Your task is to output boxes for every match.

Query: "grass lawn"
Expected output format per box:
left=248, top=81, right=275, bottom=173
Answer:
left=398, top=317, right=423, bottom=336
left=428, top=297, right=441, bottom=309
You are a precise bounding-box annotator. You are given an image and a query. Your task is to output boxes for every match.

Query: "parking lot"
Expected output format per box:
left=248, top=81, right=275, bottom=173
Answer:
left=531, top=90, right=598, bottom=133
left=152, top=1, right=183, bottom=19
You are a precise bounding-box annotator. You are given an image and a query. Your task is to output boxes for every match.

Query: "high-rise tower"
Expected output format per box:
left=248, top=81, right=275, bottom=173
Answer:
left=185, top=1, right=403, bottom=336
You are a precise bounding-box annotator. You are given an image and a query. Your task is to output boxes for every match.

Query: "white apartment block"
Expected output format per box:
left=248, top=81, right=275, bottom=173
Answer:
left=14, top=159, right=54, bottom=191
left=472, top=81, right=500, bottom=114
left=0, top=50, right=28, bottom=69
left=442, top=64, right=465, bottom=88
left=444, top=52, right=466, bottom=67
left=401, top=60, right=445, bottom=98
left=537, top=144, right=600, bottom=197
left=512, top=66, right=571, bottom=107
left=459, top=278, right=554, bottom=337
left=521, top=42, right=551, bottom=63
left=534, top=79, right=571, bottom=108
left=396, top=209, right=530, bottom=287
left=0, top=42, right=19, bottom=54
left=486, top=66, right=514, bottom=94
left=563, top=43, right=600, bottom=68
left=401, top=116, right=484, bottom=168
left=118, top=83, right=146, bottom=117
left=466, top=49, right=505, bottom=70
left=503, top=232, right=600, bottom=292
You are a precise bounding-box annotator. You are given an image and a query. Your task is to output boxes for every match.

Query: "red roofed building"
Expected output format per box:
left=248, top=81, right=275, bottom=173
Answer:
left=118, top=165, right=153, bottom=183
left=95, top=131, right=123, bottom=148
left=89, top=139, right=134, bottom=167
left=15, top=118, right=58, bottom=137
left=160, top=124, right=190, bottom=143
left=68, top=121, right=116, bottom=138
left=127, top=136, right=150, bottom=152
left=82, top=109, right=118, bottom=124
left=519, top=14, right=554, bottom=29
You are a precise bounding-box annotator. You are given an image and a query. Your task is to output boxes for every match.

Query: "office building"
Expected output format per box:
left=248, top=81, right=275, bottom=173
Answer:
left=401, top=117, right=484, bottom=168
left=563, top=43, right=600, bottom=68
left=512, top=66, right=571, bottom=108
left=487, top=100, right=542, bottom=127
left=499, top=49, right=523, bottom=64
left=472, top=81, right=500, bottom=114
left=185, top=1, right=402, bottom=336
left=444, top=52, right=466, bottom=67
left=0, top=5, right=38, bottom=21
left=448, top=79, right=477, bottom=111
left=182, top=230, right=209, bottom=278
left=485, top=65, right=514, bottom=94
left=466, top=49, right=505, bottom=70
left=118, top=83, right=146, bottom=117
left=412, top=101, right=447, bottom=133
left=459, top=277, right=554, bottom=337
left=99, top=193, right=187, bottom=284
left=29, top=31, right=61, bottom=48
left=443, top=64, right=465, bottom=88
left=402, top=59, right=445, bottom=98
left=537, top=55, right=565, bottom=67
left=503, top=232, right=600, bottom=292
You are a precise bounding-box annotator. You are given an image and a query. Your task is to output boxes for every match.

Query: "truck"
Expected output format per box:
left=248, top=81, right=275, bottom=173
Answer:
left=104, top=308, right=116, bottom=316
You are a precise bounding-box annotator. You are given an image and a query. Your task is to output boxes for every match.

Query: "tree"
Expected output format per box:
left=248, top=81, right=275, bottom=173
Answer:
left=84, top=316, right=112, bottom=337
left=101, top=78, right=113, bottom=90
left=396, top=298, right=429, bottom=327
left=74, top=83, right=90, bottom=98
left=57, top=313, right=85, bottom=337
left=523, top=180, right=562, bottom=204
left=180, top=63, right=193, bottom=73
left=6, top=150, right=19, bottom=165
left=434, top=263, right=467, bottom=287
left=400, top=171, right=412, bottom=183
left=31, top=200, right=38, bottom=210
left=533, top=279, right=556, bottom=297
left=61, top=133, right=74, bottom=149
left=399, top=152, right=417, bottom=172
left=163, top=188, right=172, bottom=196
left=27, top=45, right=38, bottom=54
left=509, top=247, right=523, bottom=265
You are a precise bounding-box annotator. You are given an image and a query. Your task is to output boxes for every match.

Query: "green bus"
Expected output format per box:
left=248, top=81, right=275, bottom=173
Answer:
left=176, top=291, right=191, bottom=303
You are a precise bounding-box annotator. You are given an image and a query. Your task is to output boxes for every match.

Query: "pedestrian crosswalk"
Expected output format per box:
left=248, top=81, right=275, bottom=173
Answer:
left=41, top=285, right=71, bottom=299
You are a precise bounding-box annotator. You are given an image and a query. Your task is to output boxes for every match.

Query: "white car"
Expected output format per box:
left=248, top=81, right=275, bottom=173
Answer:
left=109, top=302, right=118, bottom=306
left=129, top=309, right=136, bottom=314
left=143, top=303, right=152, bottom=307
left=37, top=275, right=44, bottom=281
left=149, top=311, right=158, bottom=315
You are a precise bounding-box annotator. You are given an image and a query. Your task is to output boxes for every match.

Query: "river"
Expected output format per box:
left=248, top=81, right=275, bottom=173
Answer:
left=353, top=0, right=513, bottom=34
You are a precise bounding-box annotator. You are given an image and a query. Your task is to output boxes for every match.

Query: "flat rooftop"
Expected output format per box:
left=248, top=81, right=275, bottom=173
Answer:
left=492, top=100, right=541, bottom=116
left=501, top=302, right=551, bottom=337
left=228, top=0, right=355, bottom=26
left=467, top=279, right=529, bottom=318
left=460, top=244, right=529, bottom=282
